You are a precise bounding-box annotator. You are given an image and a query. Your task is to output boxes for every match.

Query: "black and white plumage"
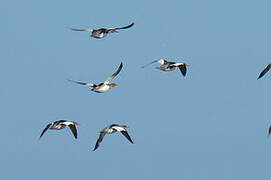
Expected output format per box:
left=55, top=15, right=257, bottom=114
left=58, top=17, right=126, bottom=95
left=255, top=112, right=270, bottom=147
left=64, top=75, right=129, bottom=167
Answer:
left=141, top=59, right=189, bottom=77
left=68, top=62, right=123, bottom=93
left=40, top=120, right=79, bottom=139
left=69, top=22, right=134, bottom=39
left=258, top=63, right=271, bottom=79
left=93, top=124, right=133, bottom=151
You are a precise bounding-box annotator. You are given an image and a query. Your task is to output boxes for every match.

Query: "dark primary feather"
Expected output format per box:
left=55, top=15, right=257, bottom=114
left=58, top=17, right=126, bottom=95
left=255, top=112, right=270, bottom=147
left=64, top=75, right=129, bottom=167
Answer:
left=111, top=62, right=123, bottom=78
left=105, top=62, right=123, bottom=83
left=68, top=125, right=77, bottom=139
left=93, top=132, right=106, bottom=151
left=68, top=79, right=87, bottom=85
left=258, top=64, right=271, bottom=79
left=114, top=22, right=134, bottom=30
left=268, top=126, right=271, bottom=136
left=178, top=65, right=187, bottom=76
left=121, top=131, right=133, bottom=144
left=40, top=123, right=52, bottom=138
left=69, top=28, right=87, bottom=31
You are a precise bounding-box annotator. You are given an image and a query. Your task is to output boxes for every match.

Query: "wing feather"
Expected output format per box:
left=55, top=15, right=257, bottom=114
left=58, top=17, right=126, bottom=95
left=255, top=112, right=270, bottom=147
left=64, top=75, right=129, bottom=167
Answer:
left=141, top=60, right=159, bottom=68
left=120, top=131, right=133, bottom=144
left=68, top=125, right=78, bottom=139
left=68, top=79, right=94, bottom=87
left=39, top=123, right=52, bottom=139
left=93, top=132, right=106, bottom=151
left=178, top=64, right=187, bottom=77
left=69, top=27, right=92, bottom=32
left=112, top=22, right=134, bottom=30
left=104, top=62, right=123, bottom=84
left=258, top=64, right=271, bottom=79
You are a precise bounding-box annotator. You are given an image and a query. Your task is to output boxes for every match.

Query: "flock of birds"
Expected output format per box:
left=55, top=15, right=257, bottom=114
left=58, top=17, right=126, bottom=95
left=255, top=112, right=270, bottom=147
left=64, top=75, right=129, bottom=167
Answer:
left=39, top=22, right=271, bottom=151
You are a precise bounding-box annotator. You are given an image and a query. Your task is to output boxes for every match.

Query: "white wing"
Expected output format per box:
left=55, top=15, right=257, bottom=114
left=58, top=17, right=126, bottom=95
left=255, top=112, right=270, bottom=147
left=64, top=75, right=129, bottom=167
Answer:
left=112, top=126, right=125, bottom=132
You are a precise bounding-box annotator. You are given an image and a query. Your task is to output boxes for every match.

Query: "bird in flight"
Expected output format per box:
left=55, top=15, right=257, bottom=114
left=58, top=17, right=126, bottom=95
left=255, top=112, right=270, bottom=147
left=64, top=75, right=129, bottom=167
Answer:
left=258, top=63, right=271, bottom=79
left=39, top=120, right=79, bottom=139
left=141, top=59, right=189, bottom=77
left=68, top=62, right=123, bottom=93
left=93, top=124, right=133, bottom=151
left=69, top=22, right=134, bottom=39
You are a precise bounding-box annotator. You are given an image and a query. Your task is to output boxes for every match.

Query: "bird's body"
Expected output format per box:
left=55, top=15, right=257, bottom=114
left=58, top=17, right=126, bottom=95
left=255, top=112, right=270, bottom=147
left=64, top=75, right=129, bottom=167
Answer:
left=69, top=22, right=134, bottom=39
left=68, top=62, right=123, bottom=93
left=92, top=83, right=111, bottom=93
left=142, top=59, right=189, bottom=77
left=40, top=120, right=79, bottom=139
left=93, top=124, right=133, bottom=151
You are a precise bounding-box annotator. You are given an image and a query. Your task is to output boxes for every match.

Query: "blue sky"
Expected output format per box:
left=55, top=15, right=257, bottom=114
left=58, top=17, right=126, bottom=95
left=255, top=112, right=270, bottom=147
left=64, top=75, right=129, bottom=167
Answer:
left=1, top=0, right=271, bottom=179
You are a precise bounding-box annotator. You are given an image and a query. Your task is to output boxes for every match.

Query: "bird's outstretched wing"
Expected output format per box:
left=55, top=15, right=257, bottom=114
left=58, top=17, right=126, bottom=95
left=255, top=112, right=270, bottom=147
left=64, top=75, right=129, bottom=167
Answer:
left=112, top=22, right=134, bottom=30
left=68, top=125, right=78, bottom=139
left=141, top=60, right=159, bottom=68
left=69, top=27, right=92, bottom=32
left=178, top=64, right=187, bottom=77
left=258, top=64, right=271, bottom=79
left=104, top=62, right=123, bottom=84
left=120, top=131, right=133, bottom=144
left=40, top=123, right=52, bottom=139
left=68, top=79, right=94, bottom=87
left=93, top=132, right=106, bottom=151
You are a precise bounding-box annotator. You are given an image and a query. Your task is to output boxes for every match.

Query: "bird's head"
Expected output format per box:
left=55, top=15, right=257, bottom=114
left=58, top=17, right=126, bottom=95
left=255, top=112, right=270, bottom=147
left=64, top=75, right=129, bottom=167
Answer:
left=121, top=125, right=128, bottom=129
left=158, top=59, right=165, bottom=65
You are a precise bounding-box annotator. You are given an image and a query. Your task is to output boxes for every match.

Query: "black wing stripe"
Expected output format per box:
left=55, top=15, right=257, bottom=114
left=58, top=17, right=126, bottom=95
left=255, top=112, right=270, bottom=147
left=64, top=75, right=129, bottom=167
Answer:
left=115, top=22, right=134, bottom=30
left=121, top=131, right=133, bottom=144
left=68, top=125, right=78, bottom=139
left=178, top=65, right=187, bottom=77
left=258, top=64, right=271, bottom=79
left=39, top=123, right=51, bottom=139
left=112, top=62, right=123, bottom=78
left=93, top=132, right=106, bottom=151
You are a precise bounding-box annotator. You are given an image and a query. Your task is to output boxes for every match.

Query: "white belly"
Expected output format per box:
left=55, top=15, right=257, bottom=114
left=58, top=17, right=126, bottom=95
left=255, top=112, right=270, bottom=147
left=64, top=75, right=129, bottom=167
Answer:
left=94, top=84, right=110, bottom=93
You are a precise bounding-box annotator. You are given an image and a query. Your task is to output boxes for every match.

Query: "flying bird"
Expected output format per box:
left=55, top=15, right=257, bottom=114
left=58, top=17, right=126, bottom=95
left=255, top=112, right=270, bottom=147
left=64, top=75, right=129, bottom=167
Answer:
left=68, top=62, right=123, bottom=93
left=93, top=124, right=133, bottom=151
left=69, top=22, right=134, bottom=39
left=258, top=63, right=271, bottom=79
left=141, top=59, right=189, bottom=77
left=40, top=120, right=79, bottom=139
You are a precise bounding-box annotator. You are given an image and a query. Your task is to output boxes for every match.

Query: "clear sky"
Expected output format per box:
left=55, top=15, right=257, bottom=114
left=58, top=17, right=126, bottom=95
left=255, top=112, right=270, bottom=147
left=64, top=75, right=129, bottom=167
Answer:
left=1, top=0, right=271, bottom=179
